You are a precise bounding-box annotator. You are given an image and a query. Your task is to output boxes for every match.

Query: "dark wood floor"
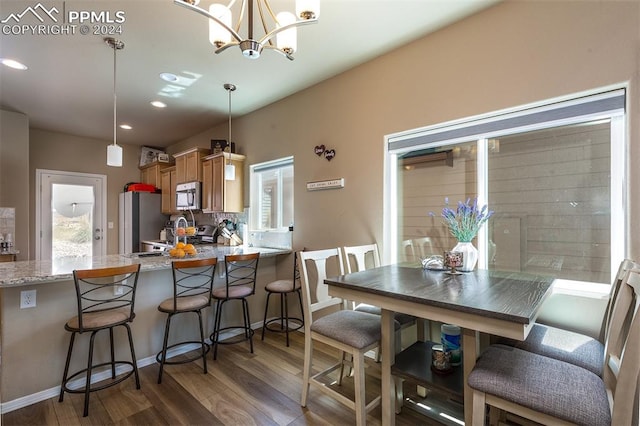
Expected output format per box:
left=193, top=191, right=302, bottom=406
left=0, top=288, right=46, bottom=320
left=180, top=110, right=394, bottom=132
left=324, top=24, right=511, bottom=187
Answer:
left=2, top=329, right=446, bottom=425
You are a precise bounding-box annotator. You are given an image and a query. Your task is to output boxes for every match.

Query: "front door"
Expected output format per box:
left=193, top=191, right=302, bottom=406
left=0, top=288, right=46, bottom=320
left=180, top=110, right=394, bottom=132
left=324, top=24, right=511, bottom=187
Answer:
left=36, top=169, right=106, bottom=261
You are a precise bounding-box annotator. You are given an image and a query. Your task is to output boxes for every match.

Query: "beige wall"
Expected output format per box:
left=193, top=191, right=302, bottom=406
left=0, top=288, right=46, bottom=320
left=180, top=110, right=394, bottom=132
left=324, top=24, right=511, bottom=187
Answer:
left=176, top=1, right=639, bottom=258
left=29, top=129, right=141, bottom=257
left=0, top=110, right=29, bottom=260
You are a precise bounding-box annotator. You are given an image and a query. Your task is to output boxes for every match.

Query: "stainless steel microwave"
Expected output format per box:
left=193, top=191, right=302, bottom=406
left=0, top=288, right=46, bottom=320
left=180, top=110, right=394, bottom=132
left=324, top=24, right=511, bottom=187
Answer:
left=176, top=181, right=201, bottom=211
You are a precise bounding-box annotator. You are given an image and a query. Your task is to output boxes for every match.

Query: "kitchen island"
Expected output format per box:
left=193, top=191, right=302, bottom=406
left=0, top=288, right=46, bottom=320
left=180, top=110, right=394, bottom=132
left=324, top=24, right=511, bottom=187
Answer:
left=0, top=245, right=290, bottom=412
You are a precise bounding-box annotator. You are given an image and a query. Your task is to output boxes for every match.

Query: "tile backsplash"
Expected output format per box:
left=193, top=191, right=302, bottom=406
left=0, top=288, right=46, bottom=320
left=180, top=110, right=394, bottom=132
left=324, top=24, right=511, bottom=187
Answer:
left=0, top=207, right=16, bottom=245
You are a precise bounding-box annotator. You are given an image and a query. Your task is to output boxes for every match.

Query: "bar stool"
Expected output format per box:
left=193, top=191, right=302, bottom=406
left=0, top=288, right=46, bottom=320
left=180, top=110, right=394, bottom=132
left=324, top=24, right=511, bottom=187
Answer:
left=59, top=264, right=141, bottom=417
left=261, top=251, right=304, bottom=346
left=210, top=252, right=260, bottom=359
left=156, top=257, right=217, bottom=384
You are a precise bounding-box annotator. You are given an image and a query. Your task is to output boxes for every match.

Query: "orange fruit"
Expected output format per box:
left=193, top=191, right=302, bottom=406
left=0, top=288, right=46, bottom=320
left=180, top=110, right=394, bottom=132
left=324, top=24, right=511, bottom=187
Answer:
left=184, top=243, right=194, bottom=252
left=174, top=248, right=185, bottom=258
left=176, top=242, right=186, bottom=249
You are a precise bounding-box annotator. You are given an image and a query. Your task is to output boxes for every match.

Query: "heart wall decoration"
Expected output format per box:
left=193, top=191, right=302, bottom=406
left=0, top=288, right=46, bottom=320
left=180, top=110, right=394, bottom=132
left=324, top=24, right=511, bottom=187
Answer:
left=324, top=149, right=336, bottom=161
left=313, top=145, right=336, bottom=161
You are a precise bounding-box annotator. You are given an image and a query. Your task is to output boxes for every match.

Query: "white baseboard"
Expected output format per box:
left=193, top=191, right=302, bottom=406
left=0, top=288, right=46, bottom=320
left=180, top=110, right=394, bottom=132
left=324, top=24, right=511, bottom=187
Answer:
left=0, top=321, right=266, bottom=414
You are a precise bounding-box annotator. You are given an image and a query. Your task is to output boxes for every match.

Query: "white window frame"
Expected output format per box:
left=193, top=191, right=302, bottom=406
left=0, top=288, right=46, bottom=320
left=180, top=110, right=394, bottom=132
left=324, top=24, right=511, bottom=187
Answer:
left=383, top=87, right=626, bottom=284
left=249, top=156, right=294, bottom=231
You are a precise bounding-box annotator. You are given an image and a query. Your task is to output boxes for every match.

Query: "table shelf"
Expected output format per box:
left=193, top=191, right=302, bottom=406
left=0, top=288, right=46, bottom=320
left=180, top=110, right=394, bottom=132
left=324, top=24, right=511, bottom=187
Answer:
left=392, top=341, right=464, bottom=402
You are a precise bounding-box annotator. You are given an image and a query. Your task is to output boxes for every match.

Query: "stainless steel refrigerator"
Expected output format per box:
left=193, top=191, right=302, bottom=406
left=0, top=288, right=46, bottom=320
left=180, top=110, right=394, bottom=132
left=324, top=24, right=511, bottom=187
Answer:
left=118, top=192, right=167, bottom=254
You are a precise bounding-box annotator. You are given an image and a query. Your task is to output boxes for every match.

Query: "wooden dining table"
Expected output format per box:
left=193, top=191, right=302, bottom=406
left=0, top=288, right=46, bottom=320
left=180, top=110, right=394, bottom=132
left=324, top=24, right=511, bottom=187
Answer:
left=325, top=264, right=555, bottom=425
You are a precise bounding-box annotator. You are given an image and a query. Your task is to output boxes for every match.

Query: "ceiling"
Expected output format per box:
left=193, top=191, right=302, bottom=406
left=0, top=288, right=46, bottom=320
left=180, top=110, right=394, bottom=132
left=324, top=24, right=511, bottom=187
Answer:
left=0, top=0, right=498, bottom=148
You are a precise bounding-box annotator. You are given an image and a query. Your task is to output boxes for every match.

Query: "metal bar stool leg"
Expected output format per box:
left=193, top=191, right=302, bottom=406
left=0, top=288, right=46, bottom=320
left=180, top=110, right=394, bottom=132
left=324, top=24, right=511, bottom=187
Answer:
left=124, top=323, right=140, bottom=389
left=197, top=310, right=208, bottom=374
left=158, top=314, right=173, bottom=384
left=59, top=332, right=76, bottom=402
left=243, top=298, right=254, bottom=353
left=109, top=328, right=116, bottom=378
left=283, top=292, right=290, bottom=346
left=261, top=292, right=272, bottom=341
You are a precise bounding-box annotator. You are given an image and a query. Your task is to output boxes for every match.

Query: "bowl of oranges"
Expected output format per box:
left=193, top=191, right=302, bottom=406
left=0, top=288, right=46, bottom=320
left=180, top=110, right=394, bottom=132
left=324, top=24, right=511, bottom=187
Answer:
left=168, top=242, right=197, bottom=258
left=175, top=226, right=197, bottom=237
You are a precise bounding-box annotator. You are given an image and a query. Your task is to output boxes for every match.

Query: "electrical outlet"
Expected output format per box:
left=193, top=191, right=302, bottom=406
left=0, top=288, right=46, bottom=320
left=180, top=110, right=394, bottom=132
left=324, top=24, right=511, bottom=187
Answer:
left=20, top=290, right=36, bottom=309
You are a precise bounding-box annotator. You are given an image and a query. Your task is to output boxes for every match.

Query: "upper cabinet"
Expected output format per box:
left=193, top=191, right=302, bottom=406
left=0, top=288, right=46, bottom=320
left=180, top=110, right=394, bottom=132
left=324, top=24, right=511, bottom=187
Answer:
left=202, top=152, right=245, bottom=213
left=173, top=147, right=210, bottom=183
left=160, top=166, right=177, bottom=215
left=139, top=161, right=173, bottom=188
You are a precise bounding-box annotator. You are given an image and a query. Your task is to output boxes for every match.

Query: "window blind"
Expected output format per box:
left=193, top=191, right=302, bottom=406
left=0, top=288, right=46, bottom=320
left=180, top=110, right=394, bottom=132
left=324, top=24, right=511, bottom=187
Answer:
left=388, top=89, right=625, bottom=152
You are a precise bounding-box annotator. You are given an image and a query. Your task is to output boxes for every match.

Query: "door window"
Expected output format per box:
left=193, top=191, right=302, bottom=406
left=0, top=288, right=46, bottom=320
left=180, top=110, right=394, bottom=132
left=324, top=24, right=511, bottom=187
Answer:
left=36, top=170, right=107, bottom=264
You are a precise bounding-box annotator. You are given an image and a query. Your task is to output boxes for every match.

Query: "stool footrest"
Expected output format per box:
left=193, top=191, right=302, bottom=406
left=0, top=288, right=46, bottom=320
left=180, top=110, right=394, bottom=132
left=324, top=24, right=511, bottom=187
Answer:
left=61, top=361, right=138, bottom=394
left=265, top=317, right=304, bottom=333
left=156, top=341, right=210, bottom=365
left=211, top=326, right=254, bottom=345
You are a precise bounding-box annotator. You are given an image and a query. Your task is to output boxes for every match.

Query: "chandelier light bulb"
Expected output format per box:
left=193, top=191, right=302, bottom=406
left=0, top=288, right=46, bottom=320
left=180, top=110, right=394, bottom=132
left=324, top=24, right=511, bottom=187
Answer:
left=209, top=4, right=232, bottom=48
left=276, top=12, right=297, bottom=55
left=296, top=0, right=319, bottom=19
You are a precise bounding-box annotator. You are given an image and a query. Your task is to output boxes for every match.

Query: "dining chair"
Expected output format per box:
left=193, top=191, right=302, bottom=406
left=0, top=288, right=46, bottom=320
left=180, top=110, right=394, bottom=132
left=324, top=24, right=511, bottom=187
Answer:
left=401, top=239, right=416, bottom=262
left=156, top=257, right=217, bottom=384
left=343, top=243, right=416, bottom=354
left=468, top=266, right=640, bottom=426
left=497, top=258, right=636, bottom=377
left=299, top=248, right=393, bottom=426
left=261, top=251, right=304, bottom=347
left=59, top=264, right=141, bottom=417
left=210, top=252, right=260, bottom=359
left=412, top=236, right=435, bottom=259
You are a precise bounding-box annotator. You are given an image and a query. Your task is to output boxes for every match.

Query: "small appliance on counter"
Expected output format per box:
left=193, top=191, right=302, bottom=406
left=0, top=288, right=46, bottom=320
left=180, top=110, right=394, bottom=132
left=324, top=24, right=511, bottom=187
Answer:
left=217, top=219, right=242, bottom=246
left=197, top=225, right=216, bottom=243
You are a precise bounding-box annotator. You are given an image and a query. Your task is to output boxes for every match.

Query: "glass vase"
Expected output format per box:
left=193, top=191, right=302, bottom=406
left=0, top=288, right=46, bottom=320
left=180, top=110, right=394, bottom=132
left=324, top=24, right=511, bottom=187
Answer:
left=452, top=241, right=478, bottom=272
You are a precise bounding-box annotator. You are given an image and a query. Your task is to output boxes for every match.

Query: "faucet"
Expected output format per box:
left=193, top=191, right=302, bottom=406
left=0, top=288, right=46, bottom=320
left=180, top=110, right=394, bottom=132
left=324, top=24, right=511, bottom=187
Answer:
left=174, top=216, right=188, bottom=247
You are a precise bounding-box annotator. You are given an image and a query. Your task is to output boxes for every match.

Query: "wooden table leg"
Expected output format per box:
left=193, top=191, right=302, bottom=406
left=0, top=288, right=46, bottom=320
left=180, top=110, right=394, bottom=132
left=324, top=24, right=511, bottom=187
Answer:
left=381, top=309, right=395, bottom=426
left=463, top=328, right=478, bottom=426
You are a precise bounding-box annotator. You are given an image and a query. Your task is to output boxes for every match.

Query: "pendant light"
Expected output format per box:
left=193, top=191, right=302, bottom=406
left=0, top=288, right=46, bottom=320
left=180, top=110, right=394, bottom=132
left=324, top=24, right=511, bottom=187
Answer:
left=106, top=37, right=124, bottom=167
left=224, top=83, right=236, bottom=181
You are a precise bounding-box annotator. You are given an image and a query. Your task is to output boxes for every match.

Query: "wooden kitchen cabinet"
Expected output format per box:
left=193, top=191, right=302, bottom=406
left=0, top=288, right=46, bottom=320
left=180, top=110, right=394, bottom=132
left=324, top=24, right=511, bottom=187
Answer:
left=139, top=161, right=173, bottom=188
left=173, top=147, right=210, bottom=184
left=160, top=166, right=177, bottom=214
left=202, top=152, right=245, bottom=213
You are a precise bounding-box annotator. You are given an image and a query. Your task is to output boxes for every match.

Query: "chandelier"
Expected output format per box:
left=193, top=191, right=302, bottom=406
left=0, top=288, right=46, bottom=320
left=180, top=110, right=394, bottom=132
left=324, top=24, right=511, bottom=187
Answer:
left=175, top=0, right=319, bottom=60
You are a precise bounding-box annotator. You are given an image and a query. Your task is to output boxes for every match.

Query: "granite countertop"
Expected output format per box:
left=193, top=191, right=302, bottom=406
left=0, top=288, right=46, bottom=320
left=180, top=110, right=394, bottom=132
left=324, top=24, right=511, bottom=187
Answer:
left=0, top=245, right=290, bottom=288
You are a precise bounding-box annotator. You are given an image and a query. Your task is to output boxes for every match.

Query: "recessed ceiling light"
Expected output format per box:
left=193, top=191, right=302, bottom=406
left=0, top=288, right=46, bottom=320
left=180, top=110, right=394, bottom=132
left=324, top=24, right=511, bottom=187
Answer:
left=119, top=124, right=132, bottom=130
left=1, top=58, right=28, bottom=70
left=151, top=101, right=167, bottom=108
left=159, top=72, right=178, bottom=82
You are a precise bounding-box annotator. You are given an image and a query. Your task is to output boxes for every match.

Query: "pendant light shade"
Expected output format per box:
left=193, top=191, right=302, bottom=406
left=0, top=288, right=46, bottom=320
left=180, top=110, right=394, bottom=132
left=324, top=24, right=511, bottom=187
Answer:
left=105, top=37, right=124, bottom=167
left=107, top=144, right=123, bottom=167
left=224, top=83, right=236, bottom=181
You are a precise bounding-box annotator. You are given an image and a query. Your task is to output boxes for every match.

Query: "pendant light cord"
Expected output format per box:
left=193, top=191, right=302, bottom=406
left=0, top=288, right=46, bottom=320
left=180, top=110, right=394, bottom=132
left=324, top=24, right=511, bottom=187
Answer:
left=224, top=83, right=236, bottom=165
left=113, top=42, right=117, bottom=147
